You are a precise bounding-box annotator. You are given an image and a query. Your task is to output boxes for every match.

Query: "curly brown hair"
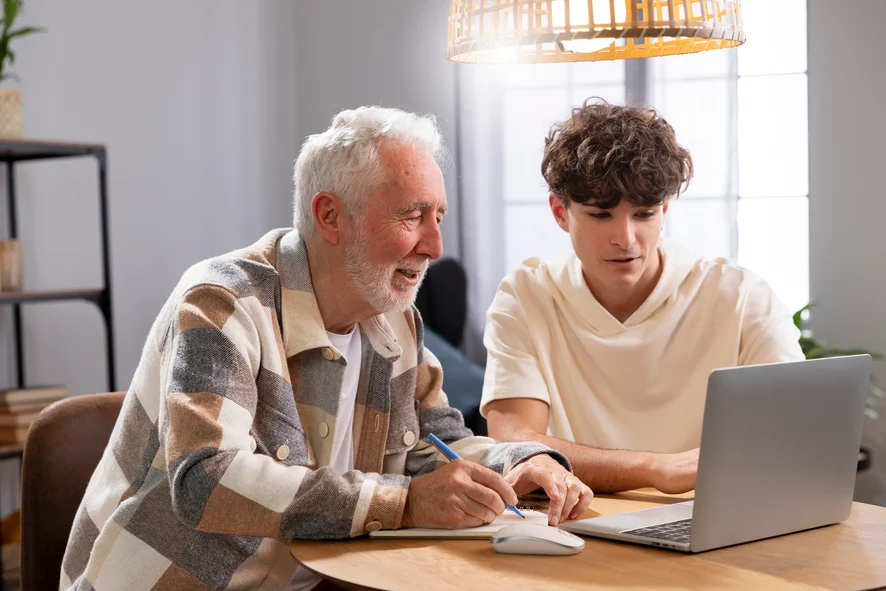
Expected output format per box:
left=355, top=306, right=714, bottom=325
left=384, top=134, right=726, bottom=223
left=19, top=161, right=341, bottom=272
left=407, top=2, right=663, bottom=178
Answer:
left=541, top=99, right=693, bottom=209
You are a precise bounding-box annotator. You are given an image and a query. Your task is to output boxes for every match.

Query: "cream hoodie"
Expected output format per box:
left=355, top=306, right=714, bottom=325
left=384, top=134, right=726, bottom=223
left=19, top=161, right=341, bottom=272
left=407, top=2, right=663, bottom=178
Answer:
left=480, top=239, right=804, bottom=453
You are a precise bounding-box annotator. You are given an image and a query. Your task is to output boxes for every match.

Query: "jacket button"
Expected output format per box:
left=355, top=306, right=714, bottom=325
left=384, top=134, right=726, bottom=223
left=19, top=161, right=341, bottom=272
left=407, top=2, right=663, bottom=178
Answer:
left=402, top=431, right=416, bottom=446
left=365, top=520, right=382, bottom=532
left=322, top=348, right=334, bottom=360
left=319, top=422, right=330, bottom=438
left=276, top=445, right=290, bottom=460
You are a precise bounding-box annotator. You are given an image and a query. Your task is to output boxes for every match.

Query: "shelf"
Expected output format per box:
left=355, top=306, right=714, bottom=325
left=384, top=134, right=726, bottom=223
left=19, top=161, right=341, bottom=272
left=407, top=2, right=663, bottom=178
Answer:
left=0, top=139, right=105, bottom=162
left=0, top=139, right=116, bottom=391
left=0, top=288, right=104, bottom=305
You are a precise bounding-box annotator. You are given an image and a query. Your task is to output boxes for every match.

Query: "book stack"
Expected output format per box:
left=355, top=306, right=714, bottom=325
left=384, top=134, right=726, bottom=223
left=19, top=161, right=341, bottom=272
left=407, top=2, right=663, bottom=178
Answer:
left=0, top=385, right=67, bottom=444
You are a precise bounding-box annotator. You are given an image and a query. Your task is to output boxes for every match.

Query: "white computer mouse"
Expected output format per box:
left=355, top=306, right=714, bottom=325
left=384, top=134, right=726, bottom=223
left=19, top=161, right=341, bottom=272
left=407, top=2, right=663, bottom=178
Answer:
left=490, top=522, right=585, bottom=556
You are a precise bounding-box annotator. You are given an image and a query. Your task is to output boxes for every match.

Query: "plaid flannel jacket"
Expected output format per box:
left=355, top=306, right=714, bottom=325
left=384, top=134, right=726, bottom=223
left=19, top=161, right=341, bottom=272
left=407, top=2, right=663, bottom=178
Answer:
left=60, top=229, right=567, bottom=590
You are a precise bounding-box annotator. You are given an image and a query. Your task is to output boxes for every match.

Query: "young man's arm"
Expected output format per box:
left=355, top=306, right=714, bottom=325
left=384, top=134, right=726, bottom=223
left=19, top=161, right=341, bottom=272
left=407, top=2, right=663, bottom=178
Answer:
left=481, top=273, right=697, bottom=494
left=404, top=309, right=592, bottom=526
left=485, top=398, right=698, bottom=494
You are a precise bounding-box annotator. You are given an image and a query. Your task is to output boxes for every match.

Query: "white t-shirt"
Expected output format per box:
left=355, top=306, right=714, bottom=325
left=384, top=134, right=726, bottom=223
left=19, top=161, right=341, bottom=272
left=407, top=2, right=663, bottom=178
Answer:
left=288, top=327, right=363, bottom=591
left=480, top=239, right=804, bottom=453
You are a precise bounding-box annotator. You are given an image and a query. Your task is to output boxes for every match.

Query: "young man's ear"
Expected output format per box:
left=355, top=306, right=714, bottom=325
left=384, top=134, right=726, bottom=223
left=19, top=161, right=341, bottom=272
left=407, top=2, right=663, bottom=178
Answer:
left=312, top=192, right=344, bottom=245
left=549, top=193, right=569, bottom=232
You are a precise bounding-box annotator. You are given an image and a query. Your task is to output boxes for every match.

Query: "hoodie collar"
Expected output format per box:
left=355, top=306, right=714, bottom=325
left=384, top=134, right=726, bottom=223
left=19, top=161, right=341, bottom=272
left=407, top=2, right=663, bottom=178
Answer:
left=545, top=238, right=699, bottom=336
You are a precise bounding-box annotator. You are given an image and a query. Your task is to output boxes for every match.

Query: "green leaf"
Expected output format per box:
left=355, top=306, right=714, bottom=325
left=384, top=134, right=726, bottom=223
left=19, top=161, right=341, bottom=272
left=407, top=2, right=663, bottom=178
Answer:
left=3, top=0, right=19, bottom=35
left=792, top=302, right=814, bottom=331
left=0, top=2, right=47, bottom=82
left=7, top=25, right=46, bottom=39
left=799, top=337, right=823, bottom=359
left=794, top=303, right=885, bottom=394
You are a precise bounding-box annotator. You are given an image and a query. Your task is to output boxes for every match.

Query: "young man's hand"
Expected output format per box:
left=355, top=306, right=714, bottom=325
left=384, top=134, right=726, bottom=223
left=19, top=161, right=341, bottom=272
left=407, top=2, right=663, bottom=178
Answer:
left=401, top=460, right=519, bottom=529
left=647, top=448, right=699, bottom=494
left=505, top=454, right=594, bottom=526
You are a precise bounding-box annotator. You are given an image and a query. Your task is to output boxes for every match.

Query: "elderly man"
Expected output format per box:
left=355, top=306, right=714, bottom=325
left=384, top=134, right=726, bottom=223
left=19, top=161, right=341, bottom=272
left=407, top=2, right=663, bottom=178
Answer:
left=60, top=107, right=592, bottom=591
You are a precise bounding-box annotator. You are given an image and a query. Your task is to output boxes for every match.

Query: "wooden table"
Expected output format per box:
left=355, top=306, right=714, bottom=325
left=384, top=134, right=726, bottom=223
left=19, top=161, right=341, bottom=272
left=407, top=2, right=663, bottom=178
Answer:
left=290, top=489, right=886, bottom=590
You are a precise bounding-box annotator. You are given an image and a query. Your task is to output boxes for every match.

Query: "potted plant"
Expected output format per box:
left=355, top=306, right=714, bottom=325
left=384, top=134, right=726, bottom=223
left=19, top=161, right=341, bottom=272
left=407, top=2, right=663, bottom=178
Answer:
left=0, top=0, right=44, bottom=139
left=794, top=303, right=883, bottom=471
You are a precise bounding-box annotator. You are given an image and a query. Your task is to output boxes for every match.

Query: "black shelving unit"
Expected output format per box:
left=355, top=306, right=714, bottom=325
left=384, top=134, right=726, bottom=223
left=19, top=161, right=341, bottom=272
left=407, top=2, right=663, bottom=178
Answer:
left=0, top=139, right=116, bottom=392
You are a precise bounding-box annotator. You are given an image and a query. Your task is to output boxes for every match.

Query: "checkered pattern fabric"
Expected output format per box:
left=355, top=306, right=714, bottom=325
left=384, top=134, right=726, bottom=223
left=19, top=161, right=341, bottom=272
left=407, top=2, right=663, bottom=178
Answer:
left=60, top=229, right=567, bottom=590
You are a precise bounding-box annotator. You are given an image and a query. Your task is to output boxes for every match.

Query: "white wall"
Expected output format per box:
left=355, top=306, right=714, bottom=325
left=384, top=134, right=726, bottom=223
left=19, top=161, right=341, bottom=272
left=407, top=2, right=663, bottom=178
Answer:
left=0, top=0, right=299, bottom=514
left=808, top=0, right=886, bottom=505
left=293, top=0, right=461, bottom=258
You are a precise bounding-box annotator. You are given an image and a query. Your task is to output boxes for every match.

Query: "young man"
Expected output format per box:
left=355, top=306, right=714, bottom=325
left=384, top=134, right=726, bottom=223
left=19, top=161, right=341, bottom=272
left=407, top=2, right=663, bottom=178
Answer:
left=481, top=101, right=803, bottom=495
left=61, top=107, right=591, bottom=591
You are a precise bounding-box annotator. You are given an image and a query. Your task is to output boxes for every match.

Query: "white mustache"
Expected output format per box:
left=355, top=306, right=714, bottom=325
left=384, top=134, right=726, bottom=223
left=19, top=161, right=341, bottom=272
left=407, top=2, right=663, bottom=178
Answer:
left=395, top=260, right=429, bottom=274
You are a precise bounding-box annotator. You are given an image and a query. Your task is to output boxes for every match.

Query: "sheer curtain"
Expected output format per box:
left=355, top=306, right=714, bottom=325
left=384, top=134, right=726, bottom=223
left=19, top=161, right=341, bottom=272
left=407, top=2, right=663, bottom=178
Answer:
left=456, top=0, right=809, bottom=362
left=456, top=60, right=625, bottom=360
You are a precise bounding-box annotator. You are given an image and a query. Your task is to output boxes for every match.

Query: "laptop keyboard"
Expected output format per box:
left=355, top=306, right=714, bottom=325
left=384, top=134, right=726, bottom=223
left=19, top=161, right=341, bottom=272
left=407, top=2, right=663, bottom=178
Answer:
left=623, top=519, right=692, bottom=544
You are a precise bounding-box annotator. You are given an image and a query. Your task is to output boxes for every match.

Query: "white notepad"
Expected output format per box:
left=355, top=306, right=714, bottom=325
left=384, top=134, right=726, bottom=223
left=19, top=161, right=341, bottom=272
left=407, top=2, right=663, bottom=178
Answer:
left=368, top=510, right=548, bottom=539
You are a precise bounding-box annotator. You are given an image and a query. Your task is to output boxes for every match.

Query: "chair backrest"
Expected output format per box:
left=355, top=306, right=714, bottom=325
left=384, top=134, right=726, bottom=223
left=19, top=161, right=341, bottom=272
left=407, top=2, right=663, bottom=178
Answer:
left=415, top=258, right=467, bottom=348
left=21, top=392, right=125, bottom=591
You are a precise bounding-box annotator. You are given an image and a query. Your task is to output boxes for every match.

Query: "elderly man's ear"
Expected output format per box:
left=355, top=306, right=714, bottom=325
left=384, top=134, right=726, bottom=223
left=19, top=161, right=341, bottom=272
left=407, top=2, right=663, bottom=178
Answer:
left=312, top=192, right=344, bottom=245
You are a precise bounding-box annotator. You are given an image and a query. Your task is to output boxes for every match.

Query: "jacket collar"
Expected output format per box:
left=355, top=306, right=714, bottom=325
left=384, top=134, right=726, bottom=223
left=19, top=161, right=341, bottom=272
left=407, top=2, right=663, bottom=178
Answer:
left=275, top=229, right=401, bottom=360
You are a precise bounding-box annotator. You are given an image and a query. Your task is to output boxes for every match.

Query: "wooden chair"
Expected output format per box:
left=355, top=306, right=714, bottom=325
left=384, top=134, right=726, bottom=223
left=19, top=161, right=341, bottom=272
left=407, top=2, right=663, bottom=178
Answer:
left=20, top=392, right=124, bottom=591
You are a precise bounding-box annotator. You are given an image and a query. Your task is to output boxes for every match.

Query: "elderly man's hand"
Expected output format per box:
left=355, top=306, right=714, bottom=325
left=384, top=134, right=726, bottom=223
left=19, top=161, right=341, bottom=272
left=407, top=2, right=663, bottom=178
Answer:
left=505, top=454, right=594, bottom=526
left=401, top=459, right=519, bottom=529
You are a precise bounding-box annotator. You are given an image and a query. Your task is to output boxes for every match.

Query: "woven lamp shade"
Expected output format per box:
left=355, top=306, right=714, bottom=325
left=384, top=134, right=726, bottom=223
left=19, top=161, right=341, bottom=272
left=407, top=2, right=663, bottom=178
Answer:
left=447, top=0, right=745, bottom=63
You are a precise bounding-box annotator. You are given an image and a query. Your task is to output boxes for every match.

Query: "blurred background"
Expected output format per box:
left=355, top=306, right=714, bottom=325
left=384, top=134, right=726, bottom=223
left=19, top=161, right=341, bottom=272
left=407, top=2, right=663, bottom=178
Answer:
left=0, top=0, right=883, bottom=546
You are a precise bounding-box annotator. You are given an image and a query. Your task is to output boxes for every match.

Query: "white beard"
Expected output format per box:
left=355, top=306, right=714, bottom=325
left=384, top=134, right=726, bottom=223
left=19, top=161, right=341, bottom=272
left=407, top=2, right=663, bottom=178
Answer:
left=342, top=222, right=428, bottom=314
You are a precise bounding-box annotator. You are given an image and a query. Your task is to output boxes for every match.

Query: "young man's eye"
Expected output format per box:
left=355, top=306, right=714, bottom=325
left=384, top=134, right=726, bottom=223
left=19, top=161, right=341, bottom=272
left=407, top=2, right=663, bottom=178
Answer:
left=636, top=211, right=656, bottom=219
left=588, top=213, right=610, bottom=220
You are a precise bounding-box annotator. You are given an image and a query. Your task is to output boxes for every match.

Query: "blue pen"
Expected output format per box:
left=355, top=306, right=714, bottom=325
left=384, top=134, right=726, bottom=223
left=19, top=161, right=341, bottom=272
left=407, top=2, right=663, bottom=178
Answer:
left=427, top=432, right=525, bottom=519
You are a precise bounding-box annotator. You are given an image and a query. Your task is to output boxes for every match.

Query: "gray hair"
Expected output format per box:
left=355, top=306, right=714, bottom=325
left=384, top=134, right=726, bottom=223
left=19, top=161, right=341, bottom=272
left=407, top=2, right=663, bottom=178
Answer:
left=293, top=106, right=445, bottom=237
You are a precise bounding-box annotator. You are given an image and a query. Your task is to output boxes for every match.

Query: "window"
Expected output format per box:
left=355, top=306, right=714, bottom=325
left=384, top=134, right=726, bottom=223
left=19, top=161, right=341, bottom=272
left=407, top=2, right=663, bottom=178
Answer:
left=489, top=0, right=809, bottom=313
left=499, top=60, right=625, bottom=271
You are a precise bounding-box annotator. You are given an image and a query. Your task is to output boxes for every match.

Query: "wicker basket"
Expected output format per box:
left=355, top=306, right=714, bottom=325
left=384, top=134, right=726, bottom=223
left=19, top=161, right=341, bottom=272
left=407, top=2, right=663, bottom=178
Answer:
left=447, top=0, right=745, bottom=63
left=0, top=89, right=22, bottom=139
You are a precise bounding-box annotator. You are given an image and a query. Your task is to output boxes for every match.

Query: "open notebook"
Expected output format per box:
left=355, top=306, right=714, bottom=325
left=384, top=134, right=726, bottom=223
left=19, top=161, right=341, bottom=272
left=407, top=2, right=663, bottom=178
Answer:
left=368, top=510, right=548, bottom=539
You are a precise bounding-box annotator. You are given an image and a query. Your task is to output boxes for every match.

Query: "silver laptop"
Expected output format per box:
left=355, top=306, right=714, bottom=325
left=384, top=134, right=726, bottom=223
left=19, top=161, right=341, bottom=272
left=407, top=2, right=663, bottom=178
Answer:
left=561, top=355, right=871, bottom=552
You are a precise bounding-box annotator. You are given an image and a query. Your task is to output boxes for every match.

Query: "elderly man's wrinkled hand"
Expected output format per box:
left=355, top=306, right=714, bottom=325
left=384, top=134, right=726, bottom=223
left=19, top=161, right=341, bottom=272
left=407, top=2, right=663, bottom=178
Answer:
left=505, top=454, right=594, bottom=526
left=401, top=459, right=519, bottom=529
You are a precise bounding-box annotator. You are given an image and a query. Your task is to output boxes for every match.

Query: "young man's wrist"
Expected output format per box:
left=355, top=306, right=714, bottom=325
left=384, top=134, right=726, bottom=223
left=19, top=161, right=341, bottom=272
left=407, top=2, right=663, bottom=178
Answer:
left=634, top=450, right=663, bottom=488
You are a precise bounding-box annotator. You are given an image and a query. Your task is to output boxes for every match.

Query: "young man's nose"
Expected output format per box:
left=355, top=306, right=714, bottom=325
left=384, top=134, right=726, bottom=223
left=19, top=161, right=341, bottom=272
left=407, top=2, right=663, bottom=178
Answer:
left=610, top=218, right=636, bottom=249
